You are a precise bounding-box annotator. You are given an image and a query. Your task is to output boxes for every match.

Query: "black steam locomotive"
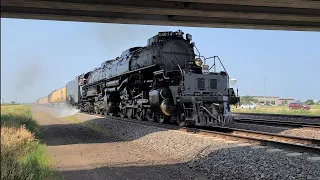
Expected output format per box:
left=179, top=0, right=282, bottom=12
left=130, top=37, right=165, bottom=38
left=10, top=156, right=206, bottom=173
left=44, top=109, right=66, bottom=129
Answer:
left=65, top=30, right=240, bottom=126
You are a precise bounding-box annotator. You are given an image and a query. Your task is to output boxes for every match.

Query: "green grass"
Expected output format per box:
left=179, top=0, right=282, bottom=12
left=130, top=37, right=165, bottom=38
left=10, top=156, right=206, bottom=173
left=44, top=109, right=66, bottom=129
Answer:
left=232, top=105, right=320, bottom=116
left=310, top=105, right=320, bottom=109
left=1, top=105, right=59, bottom=180
left=21, top=143, right=57, bottom=180
left=1, top=105, right=41, bottom=138
left=1, top=104, right=31, bottom=115
left=1, top=103, right=22, bottom=106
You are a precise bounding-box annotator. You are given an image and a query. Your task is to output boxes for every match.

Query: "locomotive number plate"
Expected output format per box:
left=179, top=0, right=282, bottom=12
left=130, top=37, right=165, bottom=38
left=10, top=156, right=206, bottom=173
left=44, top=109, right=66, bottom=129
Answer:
left=158, top=32, right=176, bottom=37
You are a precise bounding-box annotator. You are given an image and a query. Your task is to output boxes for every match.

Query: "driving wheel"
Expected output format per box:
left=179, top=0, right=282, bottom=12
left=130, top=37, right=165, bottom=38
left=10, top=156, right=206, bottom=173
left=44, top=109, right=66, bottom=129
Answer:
left=176, top=107, right=186, bottom=127
left=136, top=108, right=145, bottom=121
left=127, top=108, right=133, bottom=118
left=146, top=109, right=155, bottom=122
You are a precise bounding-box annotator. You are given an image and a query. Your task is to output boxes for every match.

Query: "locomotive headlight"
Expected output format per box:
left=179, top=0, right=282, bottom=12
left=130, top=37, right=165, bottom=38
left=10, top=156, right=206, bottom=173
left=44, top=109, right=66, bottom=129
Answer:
left=195, top=58, right=203, bottom=67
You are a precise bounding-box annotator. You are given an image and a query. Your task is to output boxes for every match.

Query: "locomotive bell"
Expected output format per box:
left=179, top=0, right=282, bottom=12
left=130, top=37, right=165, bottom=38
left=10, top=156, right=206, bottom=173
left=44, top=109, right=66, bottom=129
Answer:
left=186, top=33, right=192, bottom=41
left=195, top=58, right=203, bottom=67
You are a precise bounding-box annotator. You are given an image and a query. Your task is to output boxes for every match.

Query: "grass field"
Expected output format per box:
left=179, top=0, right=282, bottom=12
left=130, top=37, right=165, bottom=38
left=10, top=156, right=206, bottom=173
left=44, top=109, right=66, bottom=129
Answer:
left=231, top=105, right=320, bottom=116
left=1, top=103, right=22, bottom=106
left=1, top=105, right=58, bottom=180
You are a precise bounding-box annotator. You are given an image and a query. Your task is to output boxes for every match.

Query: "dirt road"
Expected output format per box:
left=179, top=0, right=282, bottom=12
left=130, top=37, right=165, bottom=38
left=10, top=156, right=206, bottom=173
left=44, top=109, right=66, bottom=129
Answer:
left=32, top=106, right=209, bottom=180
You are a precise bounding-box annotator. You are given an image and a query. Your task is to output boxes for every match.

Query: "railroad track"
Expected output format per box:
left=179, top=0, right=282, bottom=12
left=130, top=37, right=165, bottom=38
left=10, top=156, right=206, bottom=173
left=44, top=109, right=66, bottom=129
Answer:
left=233, top=112, right=320, bottom=120
left=80, top=111, right=320, bottom=155
left=235, top=118, right=320, bottom=129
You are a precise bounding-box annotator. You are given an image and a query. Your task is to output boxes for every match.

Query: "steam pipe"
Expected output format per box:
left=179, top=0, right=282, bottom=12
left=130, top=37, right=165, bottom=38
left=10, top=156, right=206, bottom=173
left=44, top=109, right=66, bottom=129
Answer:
left=118, top=78, right=128, bottom=91
left=104, top=78, right=129, bottom=93
left=105, top=87, right=117, bottom=92
left=105, top=80, right=119, bottom=87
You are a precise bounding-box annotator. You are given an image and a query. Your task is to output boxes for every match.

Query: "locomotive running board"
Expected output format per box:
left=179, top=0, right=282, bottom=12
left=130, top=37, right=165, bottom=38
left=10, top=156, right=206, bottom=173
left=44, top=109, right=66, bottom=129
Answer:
left=83, top=64, right=158, bottom=88
left=153, top=69, right=169, bottom=79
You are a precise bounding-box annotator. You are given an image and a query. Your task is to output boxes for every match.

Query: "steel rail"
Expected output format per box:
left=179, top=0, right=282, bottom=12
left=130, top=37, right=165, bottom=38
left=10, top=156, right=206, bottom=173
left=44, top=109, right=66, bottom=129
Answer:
left=233, top=112, right=320, bottom=119
left=235, top=118, right=320, bottom=129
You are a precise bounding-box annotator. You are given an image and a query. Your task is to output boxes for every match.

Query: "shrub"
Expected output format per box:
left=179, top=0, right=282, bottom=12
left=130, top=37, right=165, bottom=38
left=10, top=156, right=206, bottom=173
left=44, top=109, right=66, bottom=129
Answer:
left=1, top=105, right=57, bottom=180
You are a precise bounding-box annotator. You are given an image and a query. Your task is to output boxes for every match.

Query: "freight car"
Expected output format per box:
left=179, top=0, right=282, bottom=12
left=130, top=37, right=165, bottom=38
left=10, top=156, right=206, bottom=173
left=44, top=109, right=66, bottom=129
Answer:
left=37, top=30, right=240, bottom=127
left=35, top=87, right=67, bottom=106
left=37, top=96, right=49, bottom=105
left=48, top=87, right=67, bottom=106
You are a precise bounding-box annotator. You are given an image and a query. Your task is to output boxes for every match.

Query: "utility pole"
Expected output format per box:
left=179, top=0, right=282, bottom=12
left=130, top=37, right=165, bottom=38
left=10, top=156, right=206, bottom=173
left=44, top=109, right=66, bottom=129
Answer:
left=262, top=75, right=266, bottom=104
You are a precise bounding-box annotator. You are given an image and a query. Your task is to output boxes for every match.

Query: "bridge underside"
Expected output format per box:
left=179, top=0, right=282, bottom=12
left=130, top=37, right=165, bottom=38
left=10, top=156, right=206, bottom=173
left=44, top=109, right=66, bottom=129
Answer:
left=1, top=0, right=320, bottom=31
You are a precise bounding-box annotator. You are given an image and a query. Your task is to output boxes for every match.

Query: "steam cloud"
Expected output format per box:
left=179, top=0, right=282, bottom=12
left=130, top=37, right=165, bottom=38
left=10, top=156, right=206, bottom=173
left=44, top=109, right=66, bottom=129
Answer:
left=53, top=103, right=80, bottom=118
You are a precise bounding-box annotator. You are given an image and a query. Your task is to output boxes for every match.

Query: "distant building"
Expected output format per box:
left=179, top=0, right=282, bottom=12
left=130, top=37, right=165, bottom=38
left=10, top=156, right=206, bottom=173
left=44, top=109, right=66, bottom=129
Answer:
left=251, top=96, right=279, bottom=105
left=278, top=98, right=295, bottom=106
left=250, top=96, right=295, bottom=106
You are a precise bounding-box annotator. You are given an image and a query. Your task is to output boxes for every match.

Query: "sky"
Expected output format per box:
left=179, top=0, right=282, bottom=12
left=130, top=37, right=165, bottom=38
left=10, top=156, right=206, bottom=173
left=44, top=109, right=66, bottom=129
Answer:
left=1, top=18, right=320, bottom=103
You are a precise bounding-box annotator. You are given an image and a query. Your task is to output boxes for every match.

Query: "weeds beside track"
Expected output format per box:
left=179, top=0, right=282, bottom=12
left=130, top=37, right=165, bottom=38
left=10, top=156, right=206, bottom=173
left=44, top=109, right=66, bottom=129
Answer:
left=1, top=105, right=58, bottom=180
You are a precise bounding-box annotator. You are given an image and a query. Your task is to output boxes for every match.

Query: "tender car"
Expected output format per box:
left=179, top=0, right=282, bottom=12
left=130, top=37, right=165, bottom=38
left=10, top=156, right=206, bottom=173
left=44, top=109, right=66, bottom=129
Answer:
left=288, top=102, right=310, bottom=110
left=240, top=104, right=256, bottom=109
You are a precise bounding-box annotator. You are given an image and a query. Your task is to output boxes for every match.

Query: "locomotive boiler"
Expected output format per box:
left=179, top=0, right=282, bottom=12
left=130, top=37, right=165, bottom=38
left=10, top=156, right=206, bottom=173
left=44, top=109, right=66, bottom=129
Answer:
left=45, top=30, right=239, bottom=127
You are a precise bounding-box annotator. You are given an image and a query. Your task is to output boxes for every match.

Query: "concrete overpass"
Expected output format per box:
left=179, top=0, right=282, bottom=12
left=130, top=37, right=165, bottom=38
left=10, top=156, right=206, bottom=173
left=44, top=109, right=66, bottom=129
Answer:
left=1, top=0, right=320, bottom=31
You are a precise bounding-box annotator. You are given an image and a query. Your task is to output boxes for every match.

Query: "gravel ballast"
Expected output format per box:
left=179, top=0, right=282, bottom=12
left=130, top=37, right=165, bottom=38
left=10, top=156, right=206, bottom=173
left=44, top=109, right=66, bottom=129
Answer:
left=40, top=106, right=320, bottom=180
left=190, top=146, right=320, bottom=180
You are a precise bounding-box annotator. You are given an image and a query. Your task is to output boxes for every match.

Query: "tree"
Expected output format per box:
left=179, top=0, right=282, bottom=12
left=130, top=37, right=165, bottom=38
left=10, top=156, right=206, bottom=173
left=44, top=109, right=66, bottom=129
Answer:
left=11, top=101, right=15, bottom=104
left=305, top=99, right=315, bottom=105
left=252, top=99, right=259, bottom=104
left=240, top=96, right=255, bottom=105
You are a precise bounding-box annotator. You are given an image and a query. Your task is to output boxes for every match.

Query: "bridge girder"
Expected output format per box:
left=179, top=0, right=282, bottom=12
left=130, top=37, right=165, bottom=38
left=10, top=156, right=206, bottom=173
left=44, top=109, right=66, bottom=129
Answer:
left=1, top=0, right=320, bottom=31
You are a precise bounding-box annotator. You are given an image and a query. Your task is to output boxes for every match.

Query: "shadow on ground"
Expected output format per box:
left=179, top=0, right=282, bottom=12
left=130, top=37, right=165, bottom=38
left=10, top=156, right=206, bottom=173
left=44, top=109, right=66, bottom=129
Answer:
left=59, top=162, right=202, bottom=180
left=39, top=123, right=121, bottom=146
left=57, top=144, right=320, bottom=180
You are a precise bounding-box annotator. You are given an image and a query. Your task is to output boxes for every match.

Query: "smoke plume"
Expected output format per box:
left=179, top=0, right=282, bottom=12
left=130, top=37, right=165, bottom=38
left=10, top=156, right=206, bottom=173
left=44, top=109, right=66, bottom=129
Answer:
left=96, top=23, right=170, bottom=53
left=15, top=62, right=43, bottom=92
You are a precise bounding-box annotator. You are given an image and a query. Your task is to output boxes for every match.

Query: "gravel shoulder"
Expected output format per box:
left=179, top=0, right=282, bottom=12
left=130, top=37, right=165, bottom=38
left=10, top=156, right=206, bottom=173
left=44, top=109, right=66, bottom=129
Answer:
left=34, top=105, right=320, bottom=180
left=32, top=106, right=209, bottom=180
